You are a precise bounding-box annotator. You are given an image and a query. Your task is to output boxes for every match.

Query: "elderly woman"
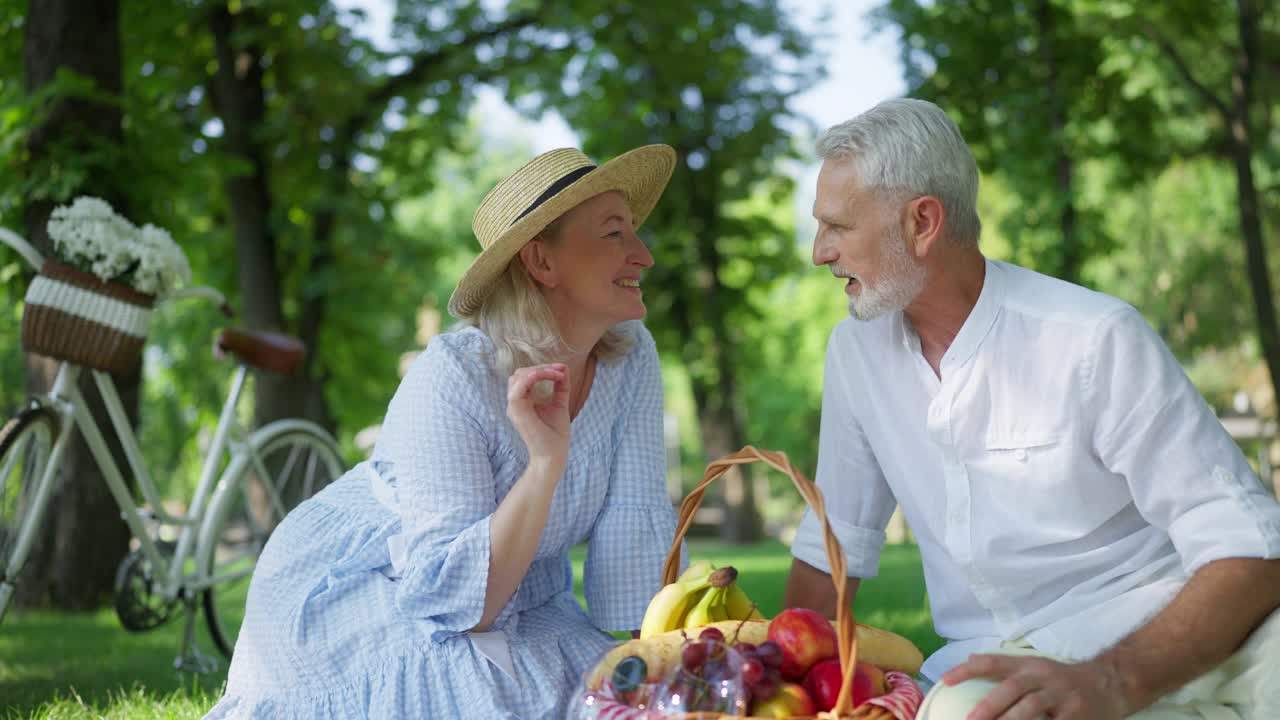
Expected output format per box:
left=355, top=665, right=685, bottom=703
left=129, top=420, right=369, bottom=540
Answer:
left=206, top=144, right=682, bottom=719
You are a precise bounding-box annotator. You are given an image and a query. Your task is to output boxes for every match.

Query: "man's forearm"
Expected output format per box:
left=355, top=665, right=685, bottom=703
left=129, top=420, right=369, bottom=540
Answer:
left=1094, top=557, right=1280, bottom=713
left=783, top=558, right=861, bottom=619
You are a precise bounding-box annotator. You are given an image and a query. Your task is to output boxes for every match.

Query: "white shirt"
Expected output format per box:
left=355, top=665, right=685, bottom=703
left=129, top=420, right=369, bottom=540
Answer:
left=792, top=259, right=1280, bottom=682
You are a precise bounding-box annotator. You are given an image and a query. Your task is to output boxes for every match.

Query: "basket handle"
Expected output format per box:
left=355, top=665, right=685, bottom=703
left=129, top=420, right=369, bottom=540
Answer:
left=660, top=446, right=861, bottom=716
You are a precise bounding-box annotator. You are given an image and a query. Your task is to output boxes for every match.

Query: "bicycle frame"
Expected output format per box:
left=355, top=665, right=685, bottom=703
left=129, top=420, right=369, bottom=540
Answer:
left=9, top=358, right=259, bottom=605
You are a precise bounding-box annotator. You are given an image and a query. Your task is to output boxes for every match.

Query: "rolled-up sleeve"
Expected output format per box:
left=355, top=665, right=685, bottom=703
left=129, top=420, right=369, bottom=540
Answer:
left=792, top=327, right=896, bottom=579
left=1090, top=307, right=1280, bottom=574
left=584, top=324, right=683, bottom=631
left=375, top=339, right=511, bottom=640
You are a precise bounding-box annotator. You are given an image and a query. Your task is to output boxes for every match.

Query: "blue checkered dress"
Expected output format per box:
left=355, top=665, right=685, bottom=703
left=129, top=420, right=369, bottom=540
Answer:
left=204, top=321, right=682, bottom=719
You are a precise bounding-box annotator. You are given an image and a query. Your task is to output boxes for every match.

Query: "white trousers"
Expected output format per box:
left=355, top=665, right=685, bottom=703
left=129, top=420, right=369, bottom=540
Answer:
left=917, top=609, right=1280, bottom=720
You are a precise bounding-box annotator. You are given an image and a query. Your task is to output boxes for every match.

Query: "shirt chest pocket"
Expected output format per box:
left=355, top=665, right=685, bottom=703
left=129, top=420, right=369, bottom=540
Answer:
left=968, top=432, right=1070, bottom=487
left=985, top=433, right=1060, bottom=461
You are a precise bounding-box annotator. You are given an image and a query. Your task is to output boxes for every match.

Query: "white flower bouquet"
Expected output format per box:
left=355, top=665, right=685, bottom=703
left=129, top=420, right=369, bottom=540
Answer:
left=45, top=196, right=191, bottom=296
left=20, top=196, right=190, bottom=373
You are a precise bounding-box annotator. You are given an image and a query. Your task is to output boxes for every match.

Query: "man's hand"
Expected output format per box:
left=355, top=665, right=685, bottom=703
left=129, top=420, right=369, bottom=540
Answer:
left=941, top=654, right=1132, bottom=720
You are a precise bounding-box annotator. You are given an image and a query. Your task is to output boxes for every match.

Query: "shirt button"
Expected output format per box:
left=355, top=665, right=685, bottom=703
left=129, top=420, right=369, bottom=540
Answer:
left=1014, top=449, right=1028, bottom=462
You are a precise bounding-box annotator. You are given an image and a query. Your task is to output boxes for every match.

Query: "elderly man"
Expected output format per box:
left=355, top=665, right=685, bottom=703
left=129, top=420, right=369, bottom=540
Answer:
left=784, top=98, right=1280, bottom=720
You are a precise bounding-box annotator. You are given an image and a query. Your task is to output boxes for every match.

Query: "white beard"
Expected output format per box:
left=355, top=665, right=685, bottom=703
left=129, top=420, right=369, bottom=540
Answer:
left=849, top=228, right=927, bottom=321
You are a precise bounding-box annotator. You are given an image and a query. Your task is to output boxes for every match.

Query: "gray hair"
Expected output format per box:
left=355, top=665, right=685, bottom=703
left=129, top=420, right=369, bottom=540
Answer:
left=817, top=98, right=981, bottom=245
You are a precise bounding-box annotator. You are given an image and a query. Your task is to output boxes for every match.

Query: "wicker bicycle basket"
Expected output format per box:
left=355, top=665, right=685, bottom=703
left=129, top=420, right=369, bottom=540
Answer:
left=20, top=260, right=155, bottom=374
left=659, top=446, right=902, bottom=720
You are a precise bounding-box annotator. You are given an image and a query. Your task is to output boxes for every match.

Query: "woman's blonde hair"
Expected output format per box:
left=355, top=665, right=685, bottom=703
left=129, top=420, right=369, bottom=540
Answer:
left=461, top=220, right=633, bottom=376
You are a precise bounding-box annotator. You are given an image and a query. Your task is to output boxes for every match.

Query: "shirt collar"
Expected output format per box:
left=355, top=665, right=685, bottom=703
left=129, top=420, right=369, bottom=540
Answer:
left=942, top=258, right=1004, bottom=371
left=894, top=310, right=918, bottom=353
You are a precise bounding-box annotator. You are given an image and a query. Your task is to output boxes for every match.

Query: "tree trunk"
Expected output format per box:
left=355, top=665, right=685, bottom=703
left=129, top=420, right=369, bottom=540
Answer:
left=1229, top=0, right=1280, bottom=417
left=691, top=153, right=763, bottom=544
left=207, top=4, right=305, bottom=431
left=1036, top=0, right=1079, bottom=285
left=19, top=0, right=135, bottom=610
left=1228, top=143, right=1279, bottom=418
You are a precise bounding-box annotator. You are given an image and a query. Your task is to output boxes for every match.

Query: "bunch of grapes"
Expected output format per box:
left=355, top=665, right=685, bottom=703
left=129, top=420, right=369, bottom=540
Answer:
left=648, top=626, right=788, bottom=715
left=649, top=629, right=749, bottom=715
left=696, top=626, right=786, bottom=706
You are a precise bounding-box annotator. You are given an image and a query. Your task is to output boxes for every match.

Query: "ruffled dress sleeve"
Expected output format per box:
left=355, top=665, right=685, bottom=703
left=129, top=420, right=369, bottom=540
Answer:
left=372, top=334, right=515, bottom=641
left=583, top=324, right=685, bottom=631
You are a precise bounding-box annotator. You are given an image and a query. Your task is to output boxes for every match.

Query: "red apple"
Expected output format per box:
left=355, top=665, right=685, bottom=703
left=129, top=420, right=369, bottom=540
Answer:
left=802, top=658, right=843, bottom=711
left=767, top=607, right=838, bottom=680
left=749, top=682, right=816, bottom=718
left=804, top=659, right=889, bottom=711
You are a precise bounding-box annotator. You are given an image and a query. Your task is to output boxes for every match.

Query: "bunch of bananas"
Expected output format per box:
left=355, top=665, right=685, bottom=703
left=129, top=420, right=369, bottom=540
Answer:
left=639, top=560, right=766, bottom=638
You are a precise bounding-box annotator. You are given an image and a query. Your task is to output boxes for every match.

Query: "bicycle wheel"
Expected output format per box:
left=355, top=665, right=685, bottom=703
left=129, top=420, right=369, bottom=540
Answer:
left=0, top=405, right=60, bottom=619
left=198, top=421, right=344, bottom=658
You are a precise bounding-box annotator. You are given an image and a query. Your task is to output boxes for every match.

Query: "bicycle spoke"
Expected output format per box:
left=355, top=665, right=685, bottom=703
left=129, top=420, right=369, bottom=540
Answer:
left=302, top=450, right=319, bottom=502
left=274, top=444, right=303, bottom=501
left=249, top=450, right=289, bottom=522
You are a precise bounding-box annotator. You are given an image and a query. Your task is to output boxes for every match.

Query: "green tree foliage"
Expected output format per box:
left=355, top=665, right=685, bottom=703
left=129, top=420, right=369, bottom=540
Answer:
left=873, top=0, right=1169, bottom=283
left=523, top=1, right=824, bottom=541
left=2, top=1, right=830, bottom=557
left=875, top=0, right=1280, bottom=415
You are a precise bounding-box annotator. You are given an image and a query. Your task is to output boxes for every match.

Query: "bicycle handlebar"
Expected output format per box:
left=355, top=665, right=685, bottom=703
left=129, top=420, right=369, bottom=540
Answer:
left=162, top=286, right=234, bottom=318
left=0, top=227, right=44, bottom=270
left=1, top=226, right=233, bottom=318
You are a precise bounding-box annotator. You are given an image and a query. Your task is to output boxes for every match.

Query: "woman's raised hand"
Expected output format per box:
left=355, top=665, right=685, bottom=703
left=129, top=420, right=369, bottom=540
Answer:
left=507, top=363, right=571, bottom=469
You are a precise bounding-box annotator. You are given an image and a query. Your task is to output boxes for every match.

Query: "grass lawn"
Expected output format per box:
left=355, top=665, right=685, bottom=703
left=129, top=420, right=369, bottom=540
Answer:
left=0, top=540, right=939, bottom=719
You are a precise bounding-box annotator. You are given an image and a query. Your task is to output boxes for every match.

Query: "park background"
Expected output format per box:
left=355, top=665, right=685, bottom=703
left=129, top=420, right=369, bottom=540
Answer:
left=0, top=0, right=1277, bottom=717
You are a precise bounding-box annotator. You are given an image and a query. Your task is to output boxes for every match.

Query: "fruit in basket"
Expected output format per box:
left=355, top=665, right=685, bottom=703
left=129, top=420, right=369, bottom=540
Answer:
left=682, top=568, right=736, bottom=628
left=755, top=639, right=784, bottom=669
left=725, top=581, right=766, bottom=620
left=749, top=681, right=816, bottom=718
left=857, top=661, right=888, bottom=700
left=587, top=620, right=770, bottom=690
left=650, top=637, right=749, bottom=715
left=699, top=626, right=726, bottom=643
left=678, top=558, right=716, bottom=583
left=641, top=560, right=765, bottom=639
left=586, top=616, right=926, bottom=695
left=639, top=563, right=722, bottom=638
left=803, top=658, right=843, bottom=711
left=802, top=658, right=888, bottom=711
left=768, top=607, right=839, bottom=679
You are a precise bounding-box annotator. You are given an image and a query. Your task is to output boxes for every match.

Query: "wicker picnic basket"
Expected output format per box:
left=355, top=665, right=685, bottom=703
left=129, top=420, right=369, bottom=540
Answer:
left=20, top=260, right=155, bottom=374
left=651, top=446, right=910, bottom=720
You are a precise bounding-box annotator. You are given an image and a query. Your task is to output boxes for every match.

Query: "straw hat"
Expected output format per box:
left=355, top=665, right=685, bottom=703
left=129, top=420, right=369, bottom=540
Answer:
left=448, top=144, right=677, bottom=318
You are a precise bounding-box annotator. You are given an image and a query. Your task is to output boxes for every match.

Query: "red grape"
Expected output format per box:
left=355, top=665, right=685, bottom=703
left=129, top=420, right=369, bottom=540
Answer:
left=752, top=672, right=780, bottom=700
left=699, top=627, right=725, bottom=643
left=756, top=641, right=783, bottom=668
left=740, top=657, right=765, bottom=685
left=733, top=641, right=758, bottom=656
left=703, top=657, right=729, bottom=682
left=682, top=641, right=708, bottom=671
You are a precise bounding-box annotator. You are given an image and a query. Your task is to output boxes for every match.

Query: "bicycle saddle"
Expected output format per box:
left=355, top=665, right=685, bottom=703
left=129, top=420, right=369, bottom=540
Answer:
left=215, top=328, right=306, bottom=375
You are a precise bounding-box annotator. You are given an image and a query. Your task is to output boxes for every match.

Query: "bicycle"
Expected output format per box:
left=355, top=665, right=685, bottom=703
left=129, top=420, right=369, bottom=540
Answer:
left=0, top=227, right=346, bottom=672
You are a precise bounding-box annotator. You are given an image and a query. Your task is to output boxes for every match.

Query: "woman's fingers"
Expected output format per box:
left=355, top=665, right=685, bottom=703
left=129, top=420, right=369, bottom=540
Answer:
left=508, top=364, right=567, bottom=404
left=507, top=365, right=572, bottom=465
